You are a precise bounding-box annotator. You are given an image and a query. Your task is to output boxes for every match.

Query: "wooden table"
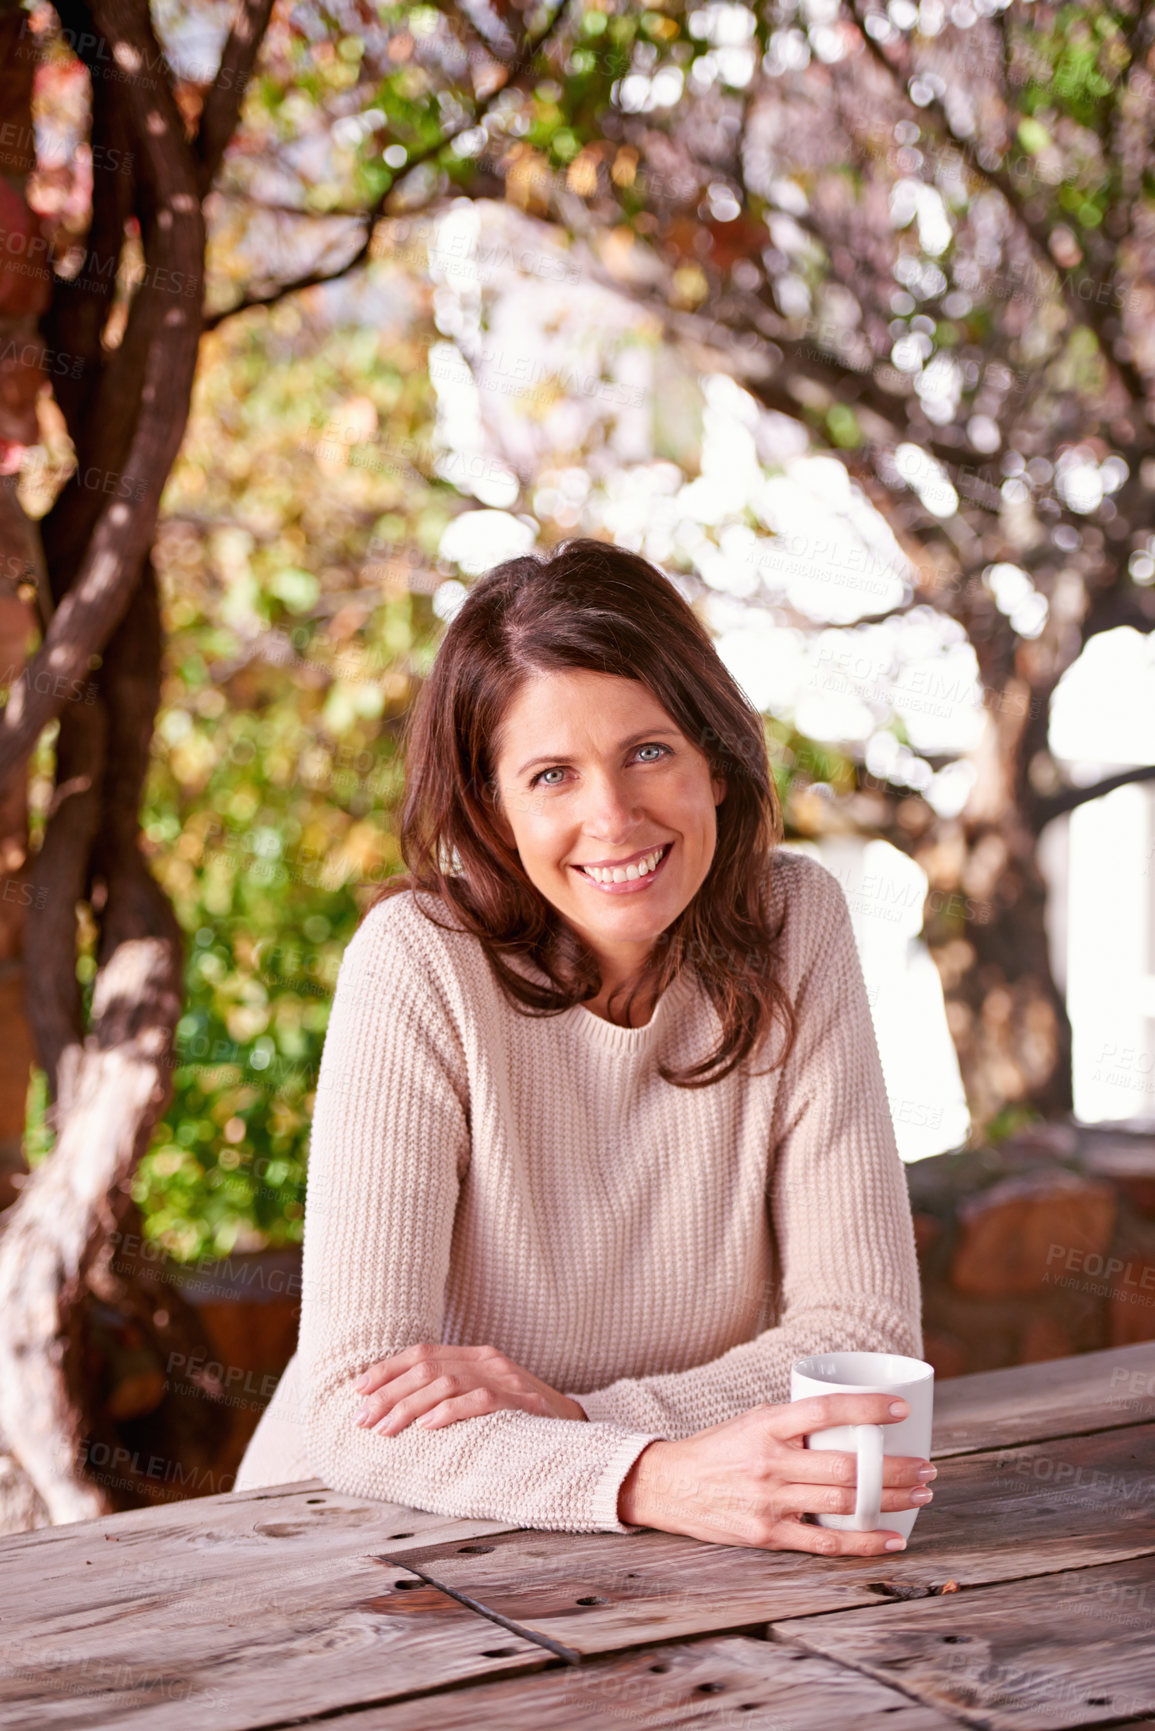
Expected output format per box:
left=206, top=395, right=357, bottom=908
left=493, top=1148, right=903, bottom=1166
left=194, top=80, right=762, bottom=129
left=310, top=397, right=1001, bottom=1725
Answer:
left=4, top=1340, right=1155, bottom=1730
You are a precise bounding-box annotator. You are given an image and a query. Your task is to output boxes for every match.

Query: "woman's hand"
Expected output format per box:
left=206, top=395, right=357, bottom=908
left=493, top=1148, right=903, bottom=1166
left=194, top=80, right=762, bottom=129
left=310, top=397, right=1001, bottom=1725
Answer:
left=618, top=1392, right=935, bottom=1556
left=352, top=1342, right=588, bottom=1433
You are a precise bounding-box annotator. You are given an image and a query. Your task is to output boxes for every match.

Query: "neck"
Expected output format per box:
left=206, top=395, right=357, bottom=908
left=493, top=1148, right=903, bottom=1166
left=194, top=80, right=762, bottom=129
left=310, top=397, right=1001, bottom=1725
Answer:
left=584, top=972, right=660, bottom=1027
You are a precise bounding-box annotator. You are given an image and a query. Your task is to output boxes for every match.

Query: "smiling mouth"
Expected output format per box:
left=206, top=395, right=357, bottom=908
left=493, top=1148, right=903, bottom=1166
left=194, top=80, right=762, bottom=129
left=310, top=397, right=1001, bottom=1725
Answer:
left=571, top=841, right=674, bottom=892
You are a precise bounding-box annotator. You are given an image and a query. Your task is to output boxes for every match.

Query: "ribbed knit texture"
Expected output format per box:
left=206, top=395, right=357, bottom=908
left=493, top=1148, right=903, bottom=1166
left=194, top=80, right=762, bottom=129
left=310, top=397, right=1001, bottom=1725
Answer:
left=233, top=848, right=922, bottom=1532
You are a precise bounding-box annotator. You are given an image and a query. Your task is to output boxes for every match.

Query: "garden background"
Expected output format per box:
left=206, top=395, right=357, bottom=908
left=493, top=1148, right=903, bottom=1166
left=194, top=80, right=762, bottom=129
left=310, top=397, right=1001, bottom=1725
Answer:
left=0, top=0, right=1153, bottom=1528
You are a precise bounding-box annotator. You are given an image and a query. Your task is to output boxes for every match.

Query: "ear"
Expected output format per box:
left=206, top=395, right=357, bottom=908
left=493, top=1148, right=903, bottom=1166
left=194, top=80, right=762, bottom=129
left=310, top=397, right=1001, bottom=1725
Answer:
left=712, top=771, right=727, bottom=807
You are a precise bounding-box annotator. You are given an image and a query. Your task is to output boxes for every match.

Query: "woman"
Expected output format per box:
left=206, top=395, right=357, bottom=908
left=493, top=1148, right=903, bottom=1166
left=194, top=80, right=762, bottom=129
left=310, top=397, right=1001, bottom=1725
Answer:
left=234, top=537, right=932, bottom=1555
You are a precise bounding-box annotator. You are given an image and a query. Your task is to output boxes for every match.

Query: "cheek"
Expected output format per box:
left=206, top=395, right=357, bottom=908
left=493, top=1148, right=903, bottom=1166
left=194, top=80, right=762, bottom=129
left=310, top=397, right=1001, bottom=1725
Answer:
left=518, top=817, right=568, bottom=866
left=668, top=770, right=717, bottom=818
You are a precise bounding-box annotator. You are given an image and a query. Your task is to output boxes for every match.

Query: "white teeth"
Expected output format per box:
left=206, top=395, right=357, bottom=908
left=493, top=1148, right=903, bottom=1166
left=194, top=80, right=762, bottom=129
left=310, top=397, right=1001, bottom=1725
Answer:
left=579, top=845, right=666, bottom=885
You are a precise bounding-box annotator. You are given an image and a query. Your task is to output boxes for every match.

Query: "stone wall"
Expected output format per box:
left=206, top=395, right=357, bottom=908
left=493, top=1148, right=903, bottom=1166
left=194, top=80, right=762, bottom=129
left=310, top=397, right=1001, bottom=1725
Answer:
left=908, top=1123, right=1155, bottom=1378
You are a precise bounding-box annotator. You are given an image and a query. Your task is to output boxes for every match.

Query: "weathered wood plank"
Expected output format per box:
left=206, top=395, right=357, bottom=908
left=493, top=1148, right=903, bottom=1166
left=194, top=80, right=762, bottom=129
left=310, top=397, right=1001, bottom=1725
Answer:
left=932, top=1341, right=1155, bottom=1456
left=0, top=1568, right=547, bottom=1731
left=3, top=1347, right=1154, bottom=1730
left=376, top=1423, right=1155, bottom=1659
left=336, top=1633, right=963, bottom=1729
left=0, top=1479, right=519, bottom=1628
left=0, top=1596, right=548, bottom=1731
left=771, top=1554, right=1155, bottom=1730
left=0, top=1486, right=541, bottom=1731
left=0, top=1476, right=516, bottom=1563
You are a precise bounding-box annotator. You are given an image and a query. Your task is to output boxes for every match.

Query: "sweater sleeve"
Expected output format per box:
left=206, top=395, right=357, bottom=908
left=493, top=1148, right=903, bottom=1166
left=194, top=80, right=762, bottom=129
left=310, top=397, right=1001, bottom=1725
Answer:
left=297, top=901, right=663, bottom=1533
left=567, top=861, right=923, bottom=1436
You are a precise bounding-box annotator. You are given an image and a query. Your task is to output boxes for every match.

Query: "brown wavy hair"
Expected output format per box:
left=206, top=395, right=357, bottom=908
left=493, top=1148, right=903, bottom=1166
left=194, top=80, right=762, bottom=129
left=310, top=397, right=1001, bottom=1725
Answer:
left=362, top=536, right=797, bottom=1088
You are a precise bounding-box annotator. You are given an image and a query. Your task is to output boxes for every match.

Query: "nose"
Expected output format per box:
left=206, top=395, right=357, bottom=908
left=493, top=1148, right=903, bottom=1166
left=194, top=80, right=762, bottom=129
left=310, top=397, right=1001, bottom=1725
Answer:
left=579, top=768, right=644, bottom=844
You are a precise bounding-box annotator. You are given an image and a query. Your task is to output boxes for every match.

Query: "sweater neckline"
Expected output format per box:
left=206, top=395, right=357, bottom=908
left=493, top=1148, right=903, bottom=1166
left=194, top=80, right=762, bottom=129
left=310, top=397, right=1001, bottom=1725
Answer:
left=562, top=969, right=691, bottom=1048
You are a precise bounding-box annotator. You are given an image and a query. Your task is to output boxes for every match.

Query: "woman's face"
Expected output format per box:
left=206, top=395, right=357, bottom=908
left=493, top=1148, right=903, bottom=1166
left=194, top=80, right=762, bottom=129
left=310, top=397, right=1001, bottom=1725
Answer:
left=490, top=670, right=726, bottom=982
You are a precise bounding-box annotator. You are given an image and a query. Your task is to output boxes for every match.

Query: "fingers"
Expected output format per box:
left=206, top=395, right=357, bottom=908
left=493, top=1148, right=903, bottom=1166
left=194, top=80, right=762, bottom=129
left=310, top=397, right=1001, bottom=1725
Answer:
left=783, top=1447, right=935, bottom=1489
left=355, top=1364, right=423, bottom=1427
left=413, top=1385, right=496, bottom=1430
left=354, top=1343, right=495, bottom=1396
left=776, top=1392, right=915, bottom=1438
left=358, top=1367, right=471, bottom=1433
left=353, top=1345, right=431, bottom=1399
left=776, top=1480, right=933, bottom=1519
left=766, top=1516, right=912, bottom=1558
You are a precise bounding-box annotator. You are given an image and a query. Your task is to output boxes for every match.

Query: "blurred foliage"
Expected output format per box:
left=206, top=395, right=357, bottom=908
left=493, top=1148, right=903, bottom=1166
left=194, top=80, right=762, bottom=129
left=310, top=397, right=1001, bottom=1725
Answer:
left=22, top=0, right=1155, bottom=1241
left=128, top=300, right=453, bottom=1259
left=24, top=275, right=463, bottom=1257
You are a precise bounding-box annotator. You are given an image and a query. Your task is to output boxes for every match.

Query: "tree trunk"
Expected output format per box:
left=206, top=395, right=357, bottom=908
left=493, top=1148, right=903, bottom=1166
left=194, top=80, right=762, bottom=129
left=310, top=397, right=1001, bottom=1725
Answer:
left=0, top=5, right=53, bottom=1216
left=0, top=485, right=40, bottom=1216
left=912, top=681, right=1073, bottom=1141
left=0, top=0, right=274, bottom=1526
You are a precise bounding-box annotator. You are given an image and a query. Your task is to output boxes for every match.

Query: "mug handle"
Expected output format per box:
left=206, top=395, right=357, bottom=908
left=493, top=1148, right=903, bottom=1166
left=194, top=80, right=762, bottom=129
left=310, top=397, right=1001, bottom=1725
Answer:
left=853, top=1424, right=884, bottom=1530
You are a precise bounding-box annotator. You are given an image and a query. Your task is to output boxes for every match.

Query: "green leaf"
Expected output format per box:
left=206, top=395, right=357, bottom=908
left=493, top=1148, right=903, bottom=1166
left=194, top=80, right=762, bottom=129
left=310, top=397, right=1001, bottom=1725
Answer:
left=826, top=403, right=861, bottom=448
left=269, top=567, right=321, bottom=613
left=1017, top=118, right=1051, bottom=154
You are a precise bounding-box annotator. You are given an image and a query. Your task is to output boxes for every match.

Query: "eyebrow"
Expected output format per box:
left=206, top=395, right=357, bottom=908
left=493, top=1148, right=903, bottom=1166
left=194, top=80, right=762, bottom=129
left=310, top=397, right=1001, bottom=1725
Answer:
left=515, top=729, right=681, bottom=779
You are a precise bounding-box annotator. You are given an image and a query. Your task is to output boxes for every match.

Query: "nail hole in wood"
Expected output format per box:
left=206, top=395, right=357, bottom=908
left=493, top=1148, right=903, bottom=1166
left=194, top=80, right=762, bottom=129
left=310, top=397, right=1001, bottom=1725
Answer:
left=393, top=1579, right=420, bottom=1590
left=649, top=1663, right=669, bottom=1673
left=457, top=1544, right=495, bottom=1554
left=387, top=1532, right=415, bottom=1539
left=576, top=1595, right=607, bottom=1605
left=867, top=1580, right=931, bottom=1600
left=306, top=1498, right=324, bottom=1504
left=480, top=1648, right=518, bottom=1658
left=696, top=1681, right=725, bottom=1693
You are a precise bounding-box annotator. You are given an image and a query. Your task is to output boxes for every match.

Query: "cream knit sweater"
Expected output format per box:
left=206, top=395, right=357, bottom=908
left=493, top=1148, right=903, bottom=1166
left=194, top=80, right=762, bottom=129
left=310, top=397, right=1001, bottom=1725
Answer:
left=234, top=848, right=922, bottom=1531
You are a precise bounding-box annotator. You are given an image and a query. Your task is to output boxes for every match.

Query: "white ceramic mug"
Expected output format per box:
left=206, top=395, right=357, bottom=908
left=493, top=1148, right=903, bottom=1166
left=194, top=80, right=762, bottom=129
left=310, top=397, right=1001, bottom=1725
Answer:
left=790, top=1350, right=935, bottom=1539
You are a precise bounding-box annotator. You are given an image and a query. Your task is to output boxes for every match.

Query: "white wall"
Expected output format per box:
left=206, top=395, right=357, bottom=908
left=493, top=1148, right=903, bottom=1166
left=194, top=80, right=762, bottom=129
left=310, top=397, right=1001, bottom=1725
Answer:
left=783, top=837, right=971, bottom=1162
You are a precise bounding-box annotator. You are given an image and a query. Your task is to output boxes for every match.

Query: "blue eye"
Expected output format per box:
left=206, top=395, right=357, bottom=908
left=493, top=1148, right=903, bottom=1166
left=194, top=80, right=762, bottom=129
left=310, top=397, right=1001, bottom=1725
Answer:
left=529, top=742, right=672, bottom=788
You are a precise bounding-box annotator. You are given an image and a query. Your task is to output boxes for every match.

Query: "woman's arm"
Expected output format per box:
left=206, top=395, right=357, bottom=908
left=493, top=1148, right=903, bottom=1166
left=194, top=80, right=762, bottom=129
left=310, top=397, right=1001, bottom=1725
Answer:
left=563, top=864, right=923, bottom=1437
left=297, top=902, right=662, bottom=1532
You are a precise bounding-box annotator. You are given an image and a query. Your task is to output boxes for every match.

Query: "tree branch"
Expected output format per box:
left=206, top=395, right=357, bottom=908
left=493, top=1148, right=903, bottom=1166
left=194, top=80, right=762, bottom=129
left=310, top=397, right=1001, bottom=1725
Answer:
left=846, top=0, right=1150, bottom=410
left=1035, top=762, right=1155, bottom=824
left=195, top=0, right=278, bottom=197
left=202, top=0, right=571, bottom=331
left=0, top=0, right=205, bottom=782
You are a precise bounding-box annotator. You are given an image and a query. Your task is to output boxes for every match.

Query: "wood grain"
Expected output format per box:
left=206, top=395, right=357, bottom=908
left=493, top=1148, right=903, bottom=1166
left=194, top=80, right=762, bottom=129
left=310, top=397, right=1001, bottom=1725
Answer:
left=0, top=1484, right=537, bottom=1731
left=771, top=1554, right=1155, bottom=1730
left=6, top=1350, right=1155, bottom=1730
left=0, top=1478, right=518, bottom=1618
left=932, top=1341, right=1155, bottom=1456
left=338, top=1633, right=963, bottom=1729
left=376, top=1423, right=1155, bottom=1658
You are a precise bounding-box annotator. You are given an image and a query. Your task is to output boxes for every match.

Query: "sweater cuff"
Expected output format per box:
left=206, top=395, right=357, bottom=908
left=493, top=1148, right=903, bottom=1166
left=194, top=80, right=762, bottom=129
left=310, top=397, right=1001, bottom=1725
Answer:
left=592, top=1429, right=666, bottom=1534
left=568, top=1385, right=640, bottom=1429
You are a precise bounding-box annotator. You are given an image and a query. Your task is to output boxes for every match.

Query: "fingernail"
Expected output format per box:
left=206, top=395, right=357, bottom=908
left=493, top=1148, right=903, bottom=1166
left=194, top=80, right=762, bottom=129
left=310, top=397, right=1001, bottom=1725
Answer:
left=354, top=1406, right=372, bottom=1425
left=889, top=1401, right=909, bottom=1416
left=910, top=1488, right=933, bottom=1504
left=917, top=1466, right=937, bottom=1481
left=884, top=1538, right=906, bottom=1551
